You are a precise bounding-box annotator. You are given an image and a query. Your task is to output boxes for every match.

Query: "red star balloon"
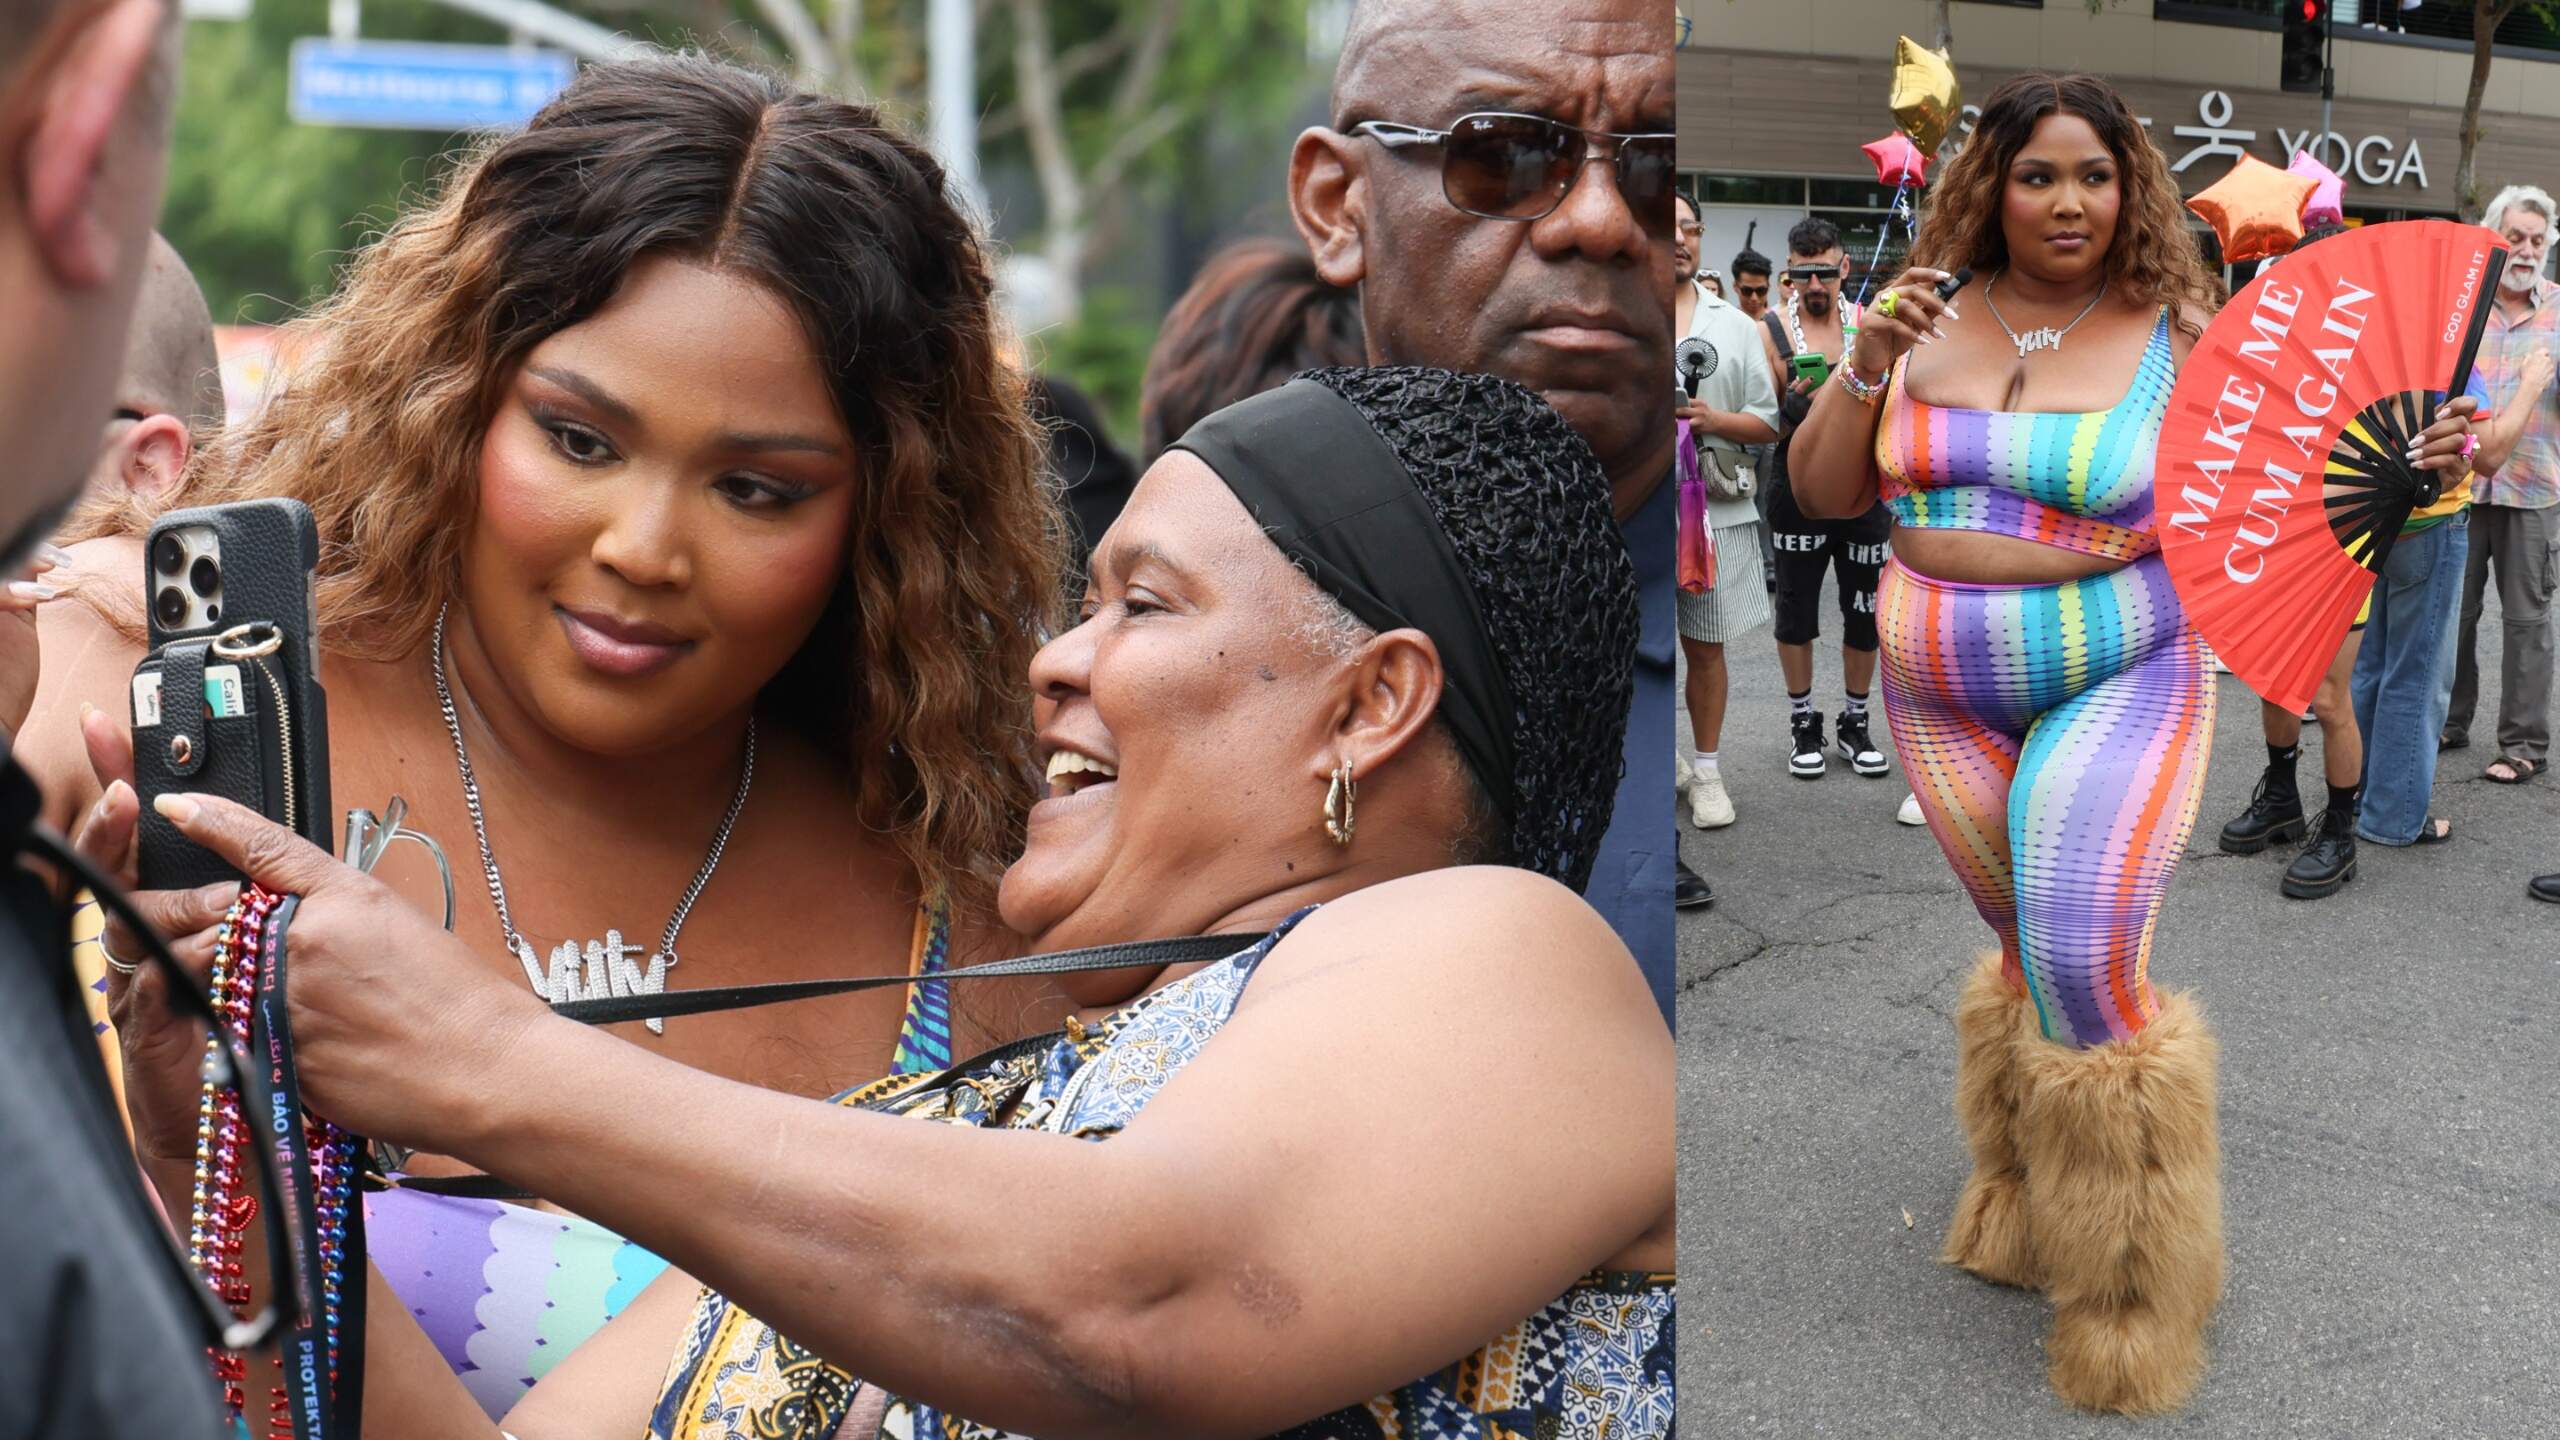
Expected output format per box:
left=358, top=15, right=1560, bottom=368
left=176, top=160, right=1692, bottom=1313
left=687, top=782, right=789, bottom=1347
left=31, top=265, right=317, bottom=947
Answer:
left=1862, top=132, right=1928, bottom=188
left=2186, top=153, right=2318, bottom=264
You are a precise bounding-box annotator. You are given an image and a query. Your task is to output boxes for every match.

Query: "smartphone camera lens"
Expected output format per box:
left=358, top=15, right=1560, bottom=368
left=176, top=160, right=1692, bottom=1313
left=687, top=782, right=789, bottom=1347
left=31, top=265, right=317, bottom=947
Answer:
left=189, top=556, right=220, bottom=598
left=154, top=586, right=187, bottom=630
left=153, top=535, right=184, bottom=575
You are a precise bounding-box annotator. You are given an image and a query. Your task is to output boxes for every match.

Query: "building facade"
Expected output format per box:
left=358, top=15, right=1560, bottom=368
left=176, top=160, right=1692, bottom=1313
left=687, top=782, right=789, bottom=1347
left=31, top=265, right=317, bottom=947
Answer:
left=1679, top=0, right=2560, bottom=296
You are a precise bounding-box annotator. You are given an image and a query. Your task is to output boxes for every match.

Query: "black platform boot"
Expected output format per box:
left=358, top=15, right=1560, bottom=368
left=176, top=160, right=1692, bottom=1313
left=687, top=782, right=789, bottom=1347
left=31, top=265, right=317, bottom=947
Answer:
left=2218, top=749, right=2305, bottom=854
left=2282, top=791, right=2360, bottom=900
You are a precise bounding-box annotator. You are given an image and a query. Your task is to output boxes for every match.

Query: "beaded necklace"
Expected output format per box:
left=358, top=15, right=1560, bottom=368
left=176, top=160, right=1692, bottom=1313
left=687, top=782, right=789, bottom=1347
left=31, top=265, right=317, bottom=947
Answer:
left=191, top=885, right=363, bottom=1439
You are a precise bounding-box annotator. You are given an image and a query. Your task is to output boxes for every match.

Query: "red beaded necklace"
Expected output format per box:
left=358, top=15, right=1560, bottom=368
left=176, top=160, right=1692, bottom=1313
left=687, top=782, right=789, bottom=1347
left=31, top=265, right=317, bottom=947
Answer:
left=189, top=885, right=362, bottom=1439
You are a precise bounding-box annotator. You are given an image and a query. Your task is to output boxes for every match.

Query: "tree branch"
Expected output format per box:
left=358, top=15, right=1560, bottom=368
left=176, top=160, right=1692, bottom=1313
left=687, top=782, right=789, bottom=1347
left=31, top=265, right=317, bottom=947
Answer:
left=1106, top=0, right=1180, bottom=127
left=1090, top=99, right=1188, bottom=195
left=750, top=0, right=837, bottom=88
left=827, top=0, right=865, bottom=96
left=1008, top=0, right=1083, bottom=232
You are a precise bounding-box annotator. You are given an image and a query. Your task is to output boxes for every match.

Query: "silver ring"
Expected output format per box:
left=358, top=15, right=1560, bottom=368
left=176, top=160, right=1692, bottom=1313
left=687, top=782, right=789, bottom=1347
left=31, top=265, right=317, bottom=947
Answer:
left=99, top=935, right=141, bottom=977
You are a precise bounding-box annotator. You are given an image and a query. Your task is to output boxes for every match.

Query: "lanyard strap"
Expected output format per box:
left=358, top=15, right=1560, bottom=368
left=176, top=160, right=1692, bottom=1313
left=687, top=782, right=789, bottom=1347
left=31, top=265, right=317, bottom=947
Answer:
left=256, top=897, right=366, bottom=1440
left=548, top=933, right=1258, bottom=1027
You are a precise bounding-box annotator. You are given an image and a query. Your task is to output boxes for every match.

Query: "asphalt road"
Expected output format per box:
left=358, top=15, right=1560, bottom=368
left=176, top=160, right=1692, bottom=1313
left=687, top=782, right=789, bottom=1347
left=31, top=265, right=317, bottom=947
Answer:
left=1674, top=570, right=2560, bottom=1438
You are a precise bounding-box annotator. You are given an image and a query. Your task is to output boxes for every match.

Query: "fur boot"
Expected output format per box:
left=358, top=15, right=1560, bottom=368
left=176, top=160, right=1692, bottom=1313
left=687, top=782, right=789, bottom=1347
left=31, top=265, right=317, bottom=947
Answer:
left=1941, top=952, right=2040, bottom=1287
left=2016, top=989, right=2224, bottom=1416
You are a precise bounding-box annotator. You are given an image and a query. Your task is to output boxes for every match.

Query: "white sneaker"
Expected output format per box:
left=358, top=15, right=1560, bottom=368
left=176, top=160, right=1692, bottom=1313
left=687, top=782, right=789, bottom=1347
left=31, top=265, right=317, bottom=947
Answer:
left=1897, top=792, right=1926, bottom=826
left=1690, top=772, right=1736, bottom=829
left=1674, top=751, right=1692, bottom=794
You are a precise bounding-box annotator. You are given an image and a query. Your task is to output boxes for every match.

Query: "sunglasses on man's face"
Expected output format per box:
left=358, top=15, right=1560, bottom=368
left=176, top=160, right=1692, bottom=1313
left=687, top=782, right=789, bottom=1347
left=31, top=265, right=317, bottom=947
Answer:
left=1783, top=265, right=1842, bottom=283
left=1737, top=283, right=1770, bottom=297
left=1350, top=112, right=1677, bottom=222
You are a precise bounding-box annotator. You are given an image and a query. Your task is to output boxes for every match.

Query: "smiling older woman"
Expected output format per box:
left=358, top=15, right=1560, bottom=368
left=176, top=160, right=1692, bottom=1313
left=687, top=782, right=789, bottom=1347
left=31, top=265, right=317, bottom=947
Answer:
left=118, top=365, right=1673, bottom=1439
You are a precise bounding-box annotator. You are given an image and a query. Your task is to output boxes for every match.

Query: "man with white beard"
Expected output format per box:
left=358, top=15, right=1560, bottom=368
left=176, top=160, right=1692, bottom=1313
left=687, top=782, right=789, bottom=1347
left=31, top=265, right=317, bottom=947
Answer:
left=2447, top=185, right=2560, bottom=790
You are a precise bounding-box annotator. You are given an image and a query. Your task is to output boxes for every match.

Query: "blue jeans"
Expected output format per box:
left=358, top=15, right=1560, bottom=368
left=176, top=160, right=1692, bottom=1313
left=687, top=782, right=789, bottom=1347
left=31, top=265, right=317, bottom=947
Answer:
left=2352, top=518, right=2470, bottom=844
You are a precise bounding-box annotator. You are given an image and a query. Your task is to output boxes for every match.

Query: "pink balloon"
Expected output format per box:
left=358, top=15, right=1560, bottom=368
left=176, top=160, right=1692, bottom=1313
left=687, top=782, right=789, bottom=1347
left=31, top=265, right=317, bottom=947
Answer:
left=1862, top=132, right=1929, bottom=188
left=2287, top=149, right=2346, bottom=228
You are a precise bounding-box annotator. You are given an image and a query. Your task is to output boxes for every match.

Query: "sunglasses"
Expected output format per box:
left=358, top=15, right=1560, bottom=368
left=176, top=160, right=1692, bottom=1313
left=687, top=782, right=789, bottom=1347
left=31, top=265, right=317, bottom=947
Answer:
left=1782, top=265, right=1842, bottom=282
left=1350, top=112, right=1677, bottom=221
left=1736, top=283, right=1770, bottom=297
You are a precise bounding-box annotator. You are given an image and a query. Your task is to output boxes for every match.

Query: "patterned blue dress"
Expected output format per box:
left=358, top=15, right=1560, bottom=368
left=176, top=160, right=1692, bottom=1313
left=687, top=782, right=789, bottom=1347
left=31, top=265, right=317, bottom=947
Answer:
left=646, top=910, right=1677, bottom=1439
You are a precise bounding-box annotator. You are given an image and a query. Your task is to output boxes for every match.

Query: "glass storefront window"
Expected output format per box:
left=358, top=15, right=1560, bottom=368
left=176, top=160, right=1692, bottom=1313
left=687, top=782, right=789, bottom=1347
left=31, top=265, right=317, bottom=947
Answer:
left=1696, top=174, right=1807, bottom=207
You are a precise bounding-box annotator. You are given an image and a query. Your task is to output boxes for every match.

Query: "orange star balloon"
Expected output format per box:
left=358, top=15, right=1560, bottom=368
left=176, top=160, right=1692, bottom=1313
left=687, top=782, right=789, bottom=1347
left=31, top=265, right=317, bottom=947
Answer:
left=1890, top=36, right=1961, bottom=154
left=2186, top=154, right=2317, bottom=264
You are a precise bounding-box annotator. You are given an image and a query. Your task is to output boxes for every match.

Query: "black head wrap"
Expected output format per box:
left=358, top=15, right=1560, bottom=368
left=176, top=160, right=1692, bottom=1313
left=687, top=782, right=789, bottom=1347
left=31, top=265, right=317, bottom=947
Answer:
left=1168, top=366, right=1637, bottom=892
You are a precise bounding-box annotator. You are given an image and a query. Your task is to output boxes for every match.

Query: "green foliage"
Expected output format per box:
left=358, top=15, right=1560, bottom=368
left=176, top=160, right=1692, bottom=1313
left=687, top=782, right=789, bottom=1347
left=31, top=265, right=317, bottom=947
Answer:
left=164, top=2, right=499, bottom=325
left=161, top=0, right=1319, bottom=419
left=1037, top=283, right=1155, bottom=447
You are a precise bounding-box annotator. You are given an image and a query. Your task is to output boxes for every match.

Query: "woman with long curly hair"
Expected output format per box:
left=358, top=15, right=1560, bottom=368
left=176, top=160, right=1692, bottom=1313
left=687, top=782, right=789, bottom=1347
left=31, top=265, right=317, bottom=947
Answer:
left=16, top=54, right=1068, bottom=1416
left=1789, top=73, right=2469, bottom=1413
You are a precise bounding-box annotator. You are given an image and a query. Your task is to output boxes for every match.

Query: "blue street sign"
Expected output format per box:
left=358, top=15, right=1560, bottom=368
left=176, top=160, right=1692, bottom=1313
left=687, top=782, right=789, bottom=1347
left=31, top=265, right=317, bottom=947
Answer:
left=288, top=39, right=576, bottom=132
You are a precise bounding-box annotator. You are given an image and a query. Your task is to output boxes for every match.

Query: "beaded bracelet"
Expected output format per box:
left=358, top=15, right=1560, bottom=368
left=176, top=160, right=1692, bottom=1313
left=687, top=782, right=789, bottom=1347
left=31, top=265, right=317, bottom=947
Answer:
left=1836, top=355, right=1890, bottom=405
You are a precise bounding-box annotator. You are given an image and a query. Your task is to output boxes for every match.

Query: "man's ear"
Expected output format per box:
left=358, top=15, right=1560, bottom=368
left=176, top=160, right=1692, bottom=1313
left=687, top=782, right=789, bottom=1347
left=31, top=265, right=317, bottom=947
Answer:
left=1288, top=127, right=1370, bottom=291
left=119, top=413, right=189, bottom=500
left=18, top=0, right=169, bottom=290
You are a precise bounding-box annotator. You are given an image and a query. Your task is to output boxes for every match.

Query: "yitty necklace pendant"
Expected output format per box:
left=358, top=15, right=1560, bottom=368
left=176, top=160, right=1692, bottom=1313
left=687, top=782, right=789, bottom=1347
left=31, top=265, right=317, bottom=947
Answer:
left=2013, top=326, right=2064, bottom=357
left=515, top=930, right=677, bottom=1035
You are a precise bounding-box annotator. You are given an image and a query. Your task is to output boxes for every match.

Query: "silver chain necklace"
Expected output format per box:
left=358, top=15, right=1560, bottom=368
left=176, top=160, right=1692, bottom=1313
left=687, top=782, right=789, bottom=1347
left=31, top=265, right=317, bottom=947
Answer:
left=1984, top=270, right=2109, bottom=358
left=432, top=602, right=754, bottom=1034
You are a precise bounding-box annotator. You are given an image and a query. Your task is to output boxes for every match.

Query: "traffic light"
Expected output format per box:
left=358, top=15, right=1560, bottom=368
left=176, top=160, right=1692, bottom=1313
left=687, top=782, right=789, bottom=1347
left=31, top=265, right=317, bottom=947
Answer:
left=2282, top=0, right=2329, bottom=95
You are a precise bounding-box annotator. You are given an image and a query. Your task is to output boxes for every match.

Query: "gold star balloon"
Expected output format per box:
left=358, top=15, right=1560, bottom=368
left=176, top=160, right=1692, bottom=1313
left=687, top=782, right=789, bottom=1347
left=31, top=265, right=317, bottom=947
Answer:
left=1890, top=36, right=1961, bottom=154
left=2186, top=153, right=2318, bottom=264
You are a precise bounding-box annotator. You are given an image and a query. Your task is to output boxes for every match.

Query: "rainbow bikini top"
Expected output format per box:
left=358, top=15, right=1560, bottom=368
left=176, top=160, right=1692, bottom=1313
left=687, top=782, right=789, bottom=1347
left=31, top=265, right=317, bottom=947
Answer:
left=1875, top=306, right=2175, bottom=562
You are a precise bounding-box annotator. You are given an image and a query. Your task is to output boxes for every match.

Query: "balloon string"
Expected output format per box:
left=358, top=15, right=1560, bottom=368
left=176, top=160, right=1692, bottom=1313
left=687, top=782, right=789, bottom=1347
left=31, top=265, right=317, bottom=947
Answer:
left=1854, top=178, right=1917, bottom=309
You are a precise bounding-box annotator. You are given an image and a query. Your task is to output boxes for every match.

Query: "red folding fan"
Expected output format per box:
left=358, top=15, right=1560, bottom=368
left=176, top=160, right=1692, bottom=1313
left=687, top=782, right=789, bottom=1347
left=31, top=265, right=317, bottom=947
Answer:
left=2153, top=220, right=2505, bottom=712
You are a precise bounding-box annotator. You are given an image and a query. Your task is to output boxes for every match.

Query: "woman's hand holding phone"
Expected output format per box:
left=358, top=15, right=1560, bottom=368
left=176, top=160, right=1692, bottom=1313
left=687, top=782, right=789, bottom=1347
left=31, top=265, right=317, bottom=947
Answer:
left=1849, top=266, right=1959, bottom=381
left=71, top=701, right=244, bottom=1166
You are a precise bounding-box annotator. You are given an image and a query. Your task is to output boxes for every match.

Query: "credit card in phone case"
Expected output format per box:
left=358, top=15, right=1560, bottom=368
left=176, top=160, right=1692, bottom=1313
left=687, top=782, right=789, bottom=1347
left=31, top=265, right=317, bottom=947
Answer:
left=131, top=664, right=246, bottom=728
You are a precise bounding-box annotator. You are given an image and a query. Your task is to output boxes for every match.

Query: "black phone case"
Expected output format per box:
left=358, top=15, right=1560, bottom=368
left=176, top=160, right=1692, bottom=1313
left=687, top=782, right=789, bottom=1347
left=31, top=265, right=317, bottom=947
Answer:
left=133, top=500, right=333, bottom=889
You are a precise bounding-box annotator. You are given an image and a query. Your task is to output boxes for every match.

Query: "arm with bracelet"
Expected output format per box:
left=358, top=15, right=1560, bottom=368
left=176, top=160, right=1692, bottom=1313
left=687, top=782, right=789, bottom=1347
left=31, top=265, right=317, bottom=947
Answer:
left=1790, top=266, right=1967, bottom=519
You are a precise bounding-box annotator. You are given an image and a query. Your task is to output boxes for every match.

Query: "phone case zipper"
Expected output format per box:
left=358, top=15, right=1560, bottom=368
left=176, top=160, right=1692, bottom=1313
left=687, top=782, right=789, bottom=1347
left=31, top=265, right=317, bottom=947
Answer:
left=245, top=655, right=299, bottom=836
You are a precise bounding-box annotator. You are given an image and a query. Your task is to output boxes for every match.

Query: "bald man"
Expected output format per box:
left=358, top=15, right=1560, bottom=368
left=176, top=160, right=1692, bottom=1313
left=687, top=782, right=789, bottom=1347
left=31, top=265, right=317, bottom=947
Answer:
left=1, top=0, right=228, bottom=1432
left=1290, top=0, right=1680, bottom=1023
left=87, top=232, right=223, bottom=503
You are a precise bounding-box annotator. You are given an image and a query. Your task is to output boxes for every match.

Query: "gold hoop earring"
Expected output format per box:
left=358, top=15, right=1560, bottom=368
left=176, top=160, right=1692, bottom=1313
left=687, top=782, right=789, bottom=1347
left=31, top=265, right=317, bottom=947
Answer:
left=1324, top=760, right=1357, bottom=847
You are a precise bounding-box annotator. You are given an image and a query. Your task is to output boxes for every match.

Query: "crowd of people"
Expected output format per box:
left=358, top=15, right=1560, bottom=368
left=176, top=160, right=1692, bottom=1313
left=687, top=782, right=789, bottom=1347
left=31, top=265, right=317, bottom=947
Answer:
left=2, top=0, right=1675, bottom=1435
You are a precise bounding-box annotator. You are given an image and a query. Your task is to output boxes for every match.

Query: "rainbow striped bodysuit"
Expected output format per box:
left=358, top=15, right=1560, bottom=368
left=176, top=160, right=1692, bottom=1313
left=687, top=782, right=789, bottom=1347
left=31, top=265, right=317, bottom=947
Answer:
left=1873, top=309, right=2216, bottom=1048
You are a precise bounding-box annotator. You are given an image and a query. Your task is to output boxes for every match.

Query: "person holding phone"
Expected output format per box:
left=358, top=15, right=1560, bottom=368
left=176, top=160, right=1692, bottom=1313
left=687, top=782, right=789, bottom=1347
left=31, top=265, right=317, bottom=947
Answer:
left=16, top=55, right=1070, bottom=1420
left=91, top=366, right=1673, bottom=1440
left=1753, top=218, right=1892, bottom=784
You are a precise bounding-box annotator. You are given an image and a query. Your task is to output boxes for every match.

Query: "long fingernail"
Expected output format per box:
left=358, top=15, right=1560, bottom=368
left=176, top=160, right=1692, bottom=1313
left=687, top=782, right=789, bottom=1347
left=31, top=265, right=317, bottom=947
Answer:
left=37, top=543, right=73, bottom=569
left=153, top=793, right=199, bottom=824
left=8, top=581, right=58, bottom=602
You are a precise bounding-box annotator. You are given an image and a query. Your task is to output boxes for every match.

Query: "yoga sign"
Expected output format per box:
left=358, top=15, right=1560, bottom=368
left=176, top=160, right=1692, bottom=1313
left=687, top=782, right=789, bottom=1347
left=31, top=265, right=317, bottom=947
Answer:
left=2152, top=220, right=2504, bottom=713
